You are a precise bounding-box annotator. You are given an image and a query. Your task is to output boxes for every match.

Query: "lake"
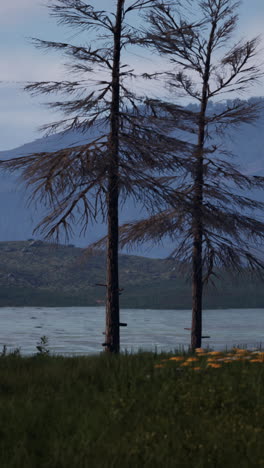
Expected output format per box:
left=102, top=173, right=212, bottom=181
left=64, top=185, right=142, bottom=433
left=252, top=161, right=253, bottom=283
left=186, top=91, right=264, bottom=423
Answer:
left=0, top=307, right=263, bottom=356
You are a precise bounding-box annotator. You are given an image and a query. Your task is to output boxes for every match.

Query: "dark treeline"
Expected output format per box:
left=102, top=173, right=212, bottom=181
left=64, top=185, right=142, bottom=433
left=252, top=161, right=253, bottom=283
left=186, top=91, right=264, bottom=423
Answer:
left=0, top=0, right=264, bottom=353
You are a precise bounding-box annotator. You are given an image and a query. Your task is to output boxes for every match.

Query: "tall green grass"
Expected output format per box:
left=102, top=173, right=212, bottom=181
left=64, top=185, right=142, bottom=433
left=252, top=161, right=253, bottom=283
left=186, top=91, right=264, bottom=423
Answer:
left=0, top=344, right=263, bottom=468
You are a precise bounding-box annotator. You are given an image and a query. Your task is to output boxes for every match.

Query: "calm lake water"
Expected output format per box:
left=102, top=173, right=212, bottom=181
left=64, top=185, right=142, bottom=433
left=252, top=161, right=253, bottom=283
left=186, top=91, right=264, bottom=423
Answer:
left=0, top=307, right=263, bottom=356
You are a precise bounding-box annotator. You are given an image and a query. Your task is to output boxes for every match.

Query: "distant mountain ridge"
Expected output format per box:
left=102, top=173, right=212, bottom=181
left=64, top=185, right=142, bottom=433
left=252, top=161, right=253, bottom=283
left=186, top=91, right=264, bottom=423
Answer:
left=0, top=98, right=263, bottom=258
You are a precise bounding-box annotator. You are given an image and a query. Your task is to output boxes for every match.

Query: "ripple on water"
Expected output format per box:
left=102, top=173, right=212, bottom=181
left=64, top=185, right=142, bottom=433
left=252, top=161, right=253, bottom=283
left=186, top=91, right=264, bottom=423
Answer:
left=0, top=307, right=263, bottom=356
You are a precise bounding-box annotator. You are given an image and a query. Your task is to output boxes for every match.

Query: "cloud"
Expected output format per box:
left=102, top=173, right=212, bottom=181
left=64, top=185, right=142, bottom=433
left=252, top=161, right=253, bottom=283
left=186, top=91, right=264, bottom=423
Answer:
left=0, top=0, right=42, bottom=14
left=0, top=0, right=44, bottom=25
left=0, top=85, right=62, bottom=150
left=0, top=51, right=64, bottom=83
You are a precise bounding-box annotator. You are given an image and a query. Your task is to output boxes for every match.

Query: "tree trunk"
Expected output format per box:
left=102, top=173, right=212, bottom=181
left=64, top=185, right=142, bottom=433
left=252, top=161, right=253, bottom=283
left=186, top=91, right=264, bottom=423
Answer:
left=105, top=0, right=124, bottom=354
left=191, top=174, right=203, bottom=350
left=191, top=18, right=217, bottom=351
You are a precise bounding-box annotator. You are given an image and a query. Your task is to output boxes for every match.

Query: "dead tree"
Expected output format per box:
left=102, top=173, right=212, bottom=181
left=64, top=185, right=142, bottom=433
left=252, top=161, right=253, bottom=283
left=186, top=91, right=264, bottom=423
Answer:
left=103, top=0, right=264, bottom=350
left=0, top=0, right=195, bottom=353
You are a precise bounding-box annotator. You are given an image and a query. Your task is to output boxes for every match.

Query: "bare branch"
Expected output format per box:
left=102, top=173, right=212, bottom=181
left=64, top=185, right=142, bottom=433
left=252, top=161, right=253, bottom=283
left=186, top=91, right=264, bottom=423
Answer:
left=30, top=38, right=113, bottom=69
left=48, top=0, right=115, bottom=32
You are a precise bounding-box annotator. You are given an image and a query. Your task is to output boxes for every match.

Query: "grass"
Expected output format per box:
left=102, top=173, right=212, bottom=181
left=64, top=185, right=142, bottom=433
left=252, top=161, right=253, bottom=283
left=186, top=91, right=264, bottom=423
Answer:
left=0, top=343, right=263, bottom=467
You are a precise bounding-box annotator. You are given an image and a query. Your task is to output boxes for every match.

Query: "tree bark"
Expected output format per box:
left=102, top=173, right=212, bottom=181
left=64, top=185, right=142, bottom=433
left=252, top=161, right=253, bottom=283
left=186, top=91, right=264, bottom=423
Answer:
left=105, top=0, right=124, bottom=354
left=191, top=18, right=217, bottom=350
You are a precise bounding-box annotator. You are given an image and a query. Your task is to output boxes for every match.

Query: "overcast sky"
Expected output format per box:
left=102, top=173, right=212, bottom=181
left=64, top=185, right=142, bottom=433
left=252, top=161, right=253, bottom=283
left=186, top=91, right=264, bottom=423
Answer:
left=1, top=0, right=263, bottom=151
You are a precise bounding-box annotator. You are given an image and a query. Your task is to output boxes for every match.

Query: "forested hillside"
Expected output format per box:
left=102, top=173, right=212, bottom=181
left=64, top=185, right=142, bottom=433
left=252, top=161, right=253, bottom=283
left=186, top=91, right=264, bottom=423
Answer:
left=0, top=241, right=263, bottom=309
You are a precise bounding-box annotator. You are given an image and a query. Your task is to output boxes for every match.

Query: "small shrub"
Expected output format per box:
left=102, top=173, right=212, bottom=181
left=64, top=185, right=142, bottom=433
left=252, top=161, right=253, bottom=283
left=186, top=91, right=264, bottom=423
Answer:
left=36, top=336, right=50, bottom=355
left=1, top=344, right=7, bottom=356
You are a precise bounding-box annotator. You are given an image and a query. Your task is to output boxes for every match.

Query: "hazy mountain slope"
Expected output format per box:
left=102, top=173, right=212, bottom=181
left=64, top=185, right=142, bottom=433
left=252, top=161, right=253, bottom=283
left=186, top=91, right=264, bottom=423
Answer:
left=0, top=241, right=263, bottom=309
left=0, top=98, right=263, bottom=258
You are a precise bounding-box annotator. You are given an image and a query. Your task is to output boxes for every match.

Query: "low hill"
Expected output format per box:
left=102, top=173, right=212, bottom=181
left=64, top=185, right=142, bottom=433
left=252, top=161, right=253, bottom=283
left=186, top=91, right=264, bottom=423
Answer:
left=0, top=241, right=263, bottom=309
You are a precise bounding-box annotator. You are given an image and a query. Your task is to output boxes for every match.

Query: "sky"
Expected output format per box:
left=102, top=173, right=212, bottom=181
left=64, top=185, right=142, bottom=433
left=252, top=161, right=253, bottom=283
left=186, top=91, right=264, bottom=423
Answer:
left=0, top=0, right=264, bottom=151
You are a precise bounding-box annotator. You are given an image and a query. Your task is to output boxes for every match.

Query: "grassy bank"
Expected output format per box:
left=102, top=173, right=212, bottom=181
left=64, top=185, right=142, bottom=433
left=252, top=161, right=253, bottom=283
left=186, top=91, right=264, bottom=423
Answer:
left=0, top=345, right=263, bottom=467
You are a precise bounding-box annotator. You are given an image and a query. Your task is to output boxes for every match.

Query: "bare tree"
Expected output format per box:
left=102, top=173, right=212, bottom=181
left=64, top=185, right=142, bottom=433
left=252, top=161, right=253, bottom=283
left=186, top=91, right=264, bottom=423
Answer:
left=103, top=0, right=264, bottom=350
left=0, top=0, right=195, bottom=353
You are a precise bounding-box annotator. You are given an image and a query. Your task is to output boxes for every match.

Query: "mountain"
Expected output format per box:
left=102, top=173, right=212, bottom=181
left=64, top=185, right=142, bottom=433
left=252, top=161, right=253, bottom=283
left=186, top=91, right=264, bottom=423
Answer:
left=0, top=240, right=263, bottom=308
left=0, top=98, right=263, bottom=258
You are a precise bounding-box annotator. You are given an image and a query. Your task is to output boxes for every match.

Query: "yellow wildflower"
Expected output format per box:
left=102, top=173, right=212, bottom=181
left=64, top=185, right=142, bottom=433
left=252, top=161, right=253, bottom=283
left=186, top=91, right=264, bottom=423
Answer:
left=233, top=348, right=249, bottom=354
left=249, top=359, right=262, bottom=363
left=207, top=363, right=222, bottom=368
left=154, top=364, right=164, bottom=368
left=168, top=356, right=185, bottom=361
left=186, top=357, right=199, bottom=362
left=195, top=348, right=206, bottom=353
left=193, top=367, right=202, bottom=371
